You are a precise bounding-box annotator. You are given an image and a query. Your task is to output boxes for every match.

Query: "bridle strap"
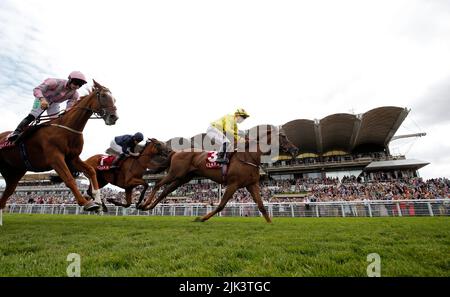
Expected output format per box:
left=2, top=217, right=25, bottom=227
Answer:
left=73, top=91, right=116, bottom=118
left=50, top=124, right=83, bottom=134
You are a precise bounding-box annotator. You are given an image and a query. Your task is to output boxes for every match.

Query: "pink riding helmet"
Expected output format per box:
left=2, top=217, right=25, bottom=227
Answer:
left=68, top=71, right=87, bottom=83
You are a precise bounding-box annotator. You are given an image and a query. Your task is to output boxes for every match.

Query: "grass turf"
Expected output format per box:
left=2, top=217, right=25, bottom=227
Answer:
left=0, top=214, right=448, bottom=276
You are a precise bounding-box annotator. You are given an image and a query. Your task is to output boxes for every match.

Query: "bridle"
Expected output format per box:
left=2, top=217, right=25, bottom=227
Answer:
left=235, top=126, right=292, bottom=168
left=78, top=89, right=117, bottom=119
left=129, top=139, right=166, bottom=173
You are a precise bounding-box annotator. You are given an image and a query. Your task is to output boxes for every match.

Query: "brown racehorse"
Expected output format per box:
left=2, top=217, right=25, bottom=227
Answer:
left=83, top=138, right=171, bottom=210
left=0, top=80, right=118, bottom=212
left=137, top=125, right=299, bottom=223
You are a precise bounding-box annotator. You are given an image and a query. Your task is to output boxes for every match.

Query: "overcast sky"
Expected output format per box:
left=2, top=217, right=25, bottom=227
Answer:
left=1, top=0, right=449, bottom=179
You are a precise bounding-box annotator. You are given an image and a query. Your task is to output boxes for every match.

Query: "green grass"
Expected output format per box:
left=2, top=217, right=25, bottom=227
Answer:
left=0, top=214, right=449, bottom=276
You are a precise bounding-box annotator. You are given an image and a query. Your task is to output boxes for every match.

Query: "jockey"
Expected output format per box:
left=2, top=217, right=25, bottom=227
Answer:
left=8, top=71, right=88, bottom=142
left=109, top=132, right=144, bottom=167
left=206, top=108, right=249, bottom=164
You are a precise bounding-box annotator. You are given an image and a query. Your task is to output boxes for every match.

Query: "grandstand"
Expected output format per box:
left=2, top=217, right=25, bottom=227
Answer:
left=144, top=106, right=429, bottom=183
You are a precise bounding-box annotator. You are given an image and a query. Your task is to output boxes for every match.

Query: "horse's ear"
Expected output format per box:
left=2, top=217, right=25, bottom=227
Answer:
left=93, top=79, right=103, bottom=89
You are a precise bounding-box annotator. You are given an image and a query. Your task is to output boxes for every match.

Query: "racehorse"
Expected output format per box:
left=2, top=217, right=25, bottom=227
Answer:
left=83, top=138, right=171, bottom=209
left=137, top=125, right=299, bottom=223
left=0, top=80, right=118, bottom=212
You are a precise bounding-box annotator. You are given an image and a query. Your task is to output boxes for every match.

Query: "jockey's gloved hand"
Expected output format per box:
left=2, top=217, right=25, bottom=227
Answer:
left=40, top=97, right=49, bottom=110
left=129, top=152, right=140, bottom=157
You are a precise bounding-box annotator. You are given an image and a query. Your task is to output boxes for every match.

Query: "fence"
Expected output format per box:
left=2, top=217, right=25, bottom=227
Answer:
left=4, top=199, right=449, bottom=218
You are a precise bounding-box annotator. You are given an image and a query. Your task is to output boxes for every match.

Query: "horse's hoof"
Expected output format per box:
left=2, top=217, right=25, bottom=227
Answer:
left=83, top=201, right=100, bottom=212
left=102, top=205, right=109, bottom=213
left=193, top=217, right=204, bottom=222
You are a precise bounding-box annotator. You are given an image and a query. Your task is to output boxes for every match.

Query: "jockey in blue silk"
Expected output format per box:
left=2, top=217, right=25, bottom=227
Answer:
left=109, top=132, right=144, bottom=167
left=8, top=71, right=88, bottom=142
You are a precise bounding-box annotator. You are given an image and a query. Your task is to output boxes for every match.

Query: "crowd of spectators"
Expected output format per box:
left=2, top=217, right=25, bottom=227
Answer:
left=268, top=152, right=399, bottom=167
left=2, top=176, right=449, bottom=205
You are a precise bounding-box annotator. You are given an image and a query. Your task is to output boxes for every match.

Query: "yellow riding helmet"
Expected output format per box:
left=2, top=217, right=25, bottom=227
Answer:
left=235, top=108, right=250, bottom=118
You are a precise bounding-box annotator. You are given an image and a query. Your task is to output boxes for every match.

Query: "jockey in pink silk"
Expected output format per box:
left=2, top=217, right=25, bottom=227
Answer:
left=8, top=71, right=88, bottom=142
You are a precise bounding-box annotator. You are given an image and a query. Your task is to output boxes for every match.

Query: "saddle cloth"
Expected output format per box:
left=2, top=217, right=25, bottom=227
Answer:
left=205, top=151, right=222, bottom=169
left=97, top=155, right=116, bottom=170
left=0, top=135, right=15, bottom=150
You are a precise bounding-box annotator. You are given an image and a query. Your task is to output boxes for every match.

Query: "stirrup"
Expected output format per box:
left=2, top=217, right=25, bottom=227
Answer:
left=109, top=163, right=120, bottom=169
left=215, top=157, right=228, bottom=164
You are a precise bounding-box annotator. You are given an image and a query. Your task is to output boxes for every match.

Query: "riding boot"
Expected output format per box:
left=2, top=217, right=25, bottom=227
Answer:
left=8, top=114, right=35, bottom=142
left=216, top=142, right=228, bottom=164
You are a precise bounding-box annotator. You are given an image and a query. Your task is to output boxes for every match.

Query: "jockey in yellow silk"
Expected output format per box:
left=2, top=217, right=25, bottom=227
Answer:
left=206, top=108, right=249, bottom=164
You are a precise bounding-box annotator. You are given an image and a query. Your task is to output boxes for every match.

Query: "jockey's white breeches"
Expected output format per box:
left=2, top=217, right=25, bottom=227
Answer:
left=109, top=139, right=122, bottom=155
left=206, top=126, right=232, bottom=151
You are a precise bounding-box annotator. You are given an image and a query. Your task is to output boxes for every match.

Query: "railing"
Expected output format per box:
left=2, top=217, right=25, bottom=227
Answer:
left=4, top=199, right=449, bottom=217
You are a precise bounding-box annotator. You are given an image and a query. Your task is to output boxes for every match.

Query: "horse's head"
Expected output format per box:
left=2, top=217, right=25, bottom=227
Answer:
left=142, top=138, right=171, bottom=157
left=91, top=80, right=119, bottom=125
left=246, top=125, right=298, bottom=161
left=140, top=138, right=173, bottom=173
left=278, top=128, right=299, bottom=160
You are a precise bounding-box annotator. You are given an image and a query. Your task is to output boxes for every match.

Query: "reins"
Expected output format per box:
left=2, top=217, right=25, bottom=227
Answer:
left=236, top=154, right=260, bottom=168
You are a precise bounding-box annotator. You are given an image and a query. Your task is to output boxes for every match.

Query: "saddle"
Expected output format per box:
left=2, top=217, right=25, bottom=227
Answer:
left=0, top=125, right=46, bottom=150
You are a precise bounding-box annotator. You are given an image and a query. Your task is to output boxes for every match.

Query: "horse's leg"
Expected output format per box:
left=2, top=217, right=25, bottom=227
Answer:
left=246, top=183, right=271, bottom=223
left=122, top=177, right=148, bottom=207
left=107, top=187, right=133, bottom=208
left=138, top=174, right=177, bottom=209
left=136, top=182, right=149, bottom=207
left=145, top=174, right=194, bottom=210
left=87, top=173, right=107, bottom=198
left=87, top=172, right=110, bottom=212
left=71, top=157, right=102, bottom=205
left=50, top=156, right=99, bottom=211
left=0, top=171, right=25, bottom=209
left=195, top=183, right=239, bottom=222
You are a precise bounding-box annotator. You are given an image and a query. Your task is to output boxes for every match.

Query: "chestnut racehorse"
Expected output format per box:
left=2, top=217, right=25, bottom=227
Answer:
left=138, top=125, right=299, bottom=223
left=83, top=138, right=171, bottom=210
left=0, top=80, right=118, bottom=212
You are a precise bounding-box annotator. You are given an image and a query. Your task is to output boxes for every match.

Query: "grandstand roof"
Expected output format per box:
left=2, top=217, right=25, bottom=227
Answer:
left=364, top=159, right=430, bottom=171
left=282, top=106, right=410, bottom=154
left=164, top=106, right=410, bottom=155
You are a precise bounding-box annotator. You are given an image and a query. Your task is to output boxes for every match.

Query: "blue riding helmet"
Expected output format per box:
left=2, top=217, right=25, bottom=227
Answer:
left=133, top=132, right=144, bottom=142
